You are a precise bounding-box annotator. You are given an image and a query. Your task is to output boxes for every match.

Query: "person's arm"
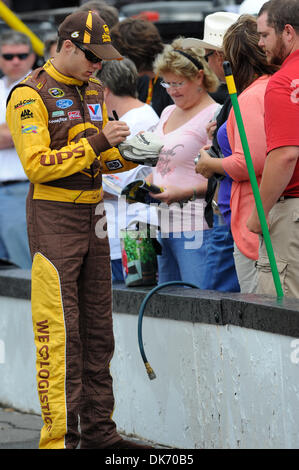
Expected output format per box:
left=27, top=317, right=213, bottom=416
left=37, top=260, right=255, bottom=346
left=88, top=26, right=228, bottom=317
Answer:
left=247, top=146, right=299, bottom=234
left=6, top=87, right=132, bottom=184
left=247, top=75, right=299, bottom=234
left=195, top=147, right=226, bottom=179
left=0, top=123, right=14, bottom=149
left=150, top=182, right=207, bottom=204
left=206, top=120, right=217, bottom=141
left=197, top=89, right=268, bottom=183
left=145, top=172, right=153, bottom=184
left=221, top=90, right=267, bottom=182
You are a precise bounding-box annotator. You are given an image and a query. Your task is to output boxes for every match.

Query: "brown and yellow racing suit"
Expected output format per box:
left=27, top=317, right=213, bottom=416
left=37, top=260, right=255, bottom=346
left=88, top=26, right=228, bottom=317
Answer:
left=6, top=60, right=136, bottom=449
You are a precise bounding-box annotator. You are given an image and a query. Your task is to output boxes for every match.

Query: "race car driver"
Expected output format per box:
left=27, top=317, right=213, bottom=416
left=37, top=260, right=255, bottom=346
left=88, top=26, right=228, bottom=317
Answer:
left=6, top=10, right=151, bottom=450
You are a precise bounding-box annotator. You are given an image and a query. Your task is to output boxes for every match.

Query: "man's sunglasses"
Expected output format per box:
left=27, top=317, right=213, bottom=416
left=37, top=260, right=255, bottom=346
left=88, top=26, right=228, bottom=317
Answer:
left=204, top=51, right=215, bottom=62
left=2, top=53, right=30, bottom=61
left=73, top=42, right=102, bottom=64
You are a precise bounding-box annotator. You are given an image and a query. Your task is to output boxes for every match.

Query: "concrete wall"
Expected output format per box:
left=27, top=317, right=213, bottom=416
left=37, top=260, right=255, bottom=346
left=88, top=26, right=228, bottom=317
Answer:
left=112, top=314, right=299, bottom=449
left=1, top=269, right=299, bottom=449
left=0, top=296, right=38, bottom=413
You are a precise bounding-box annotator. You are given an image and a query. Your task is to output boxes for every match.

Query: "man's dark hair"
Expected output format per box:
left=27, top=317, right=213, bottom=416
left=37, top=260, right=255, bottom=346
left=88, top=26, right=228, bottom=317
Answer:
left=258, top=0, right=271, bottom=17
left=110, top=18, right=164, bottom=74
left=259, top=0, right=299, bottom=35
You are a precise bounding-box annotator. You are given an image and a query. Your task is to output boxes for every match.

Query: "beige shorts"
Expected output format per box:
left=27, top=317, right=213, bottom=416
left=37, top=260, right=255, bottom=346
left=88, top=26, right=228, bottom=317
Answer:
left=233, top=242, right=258, bottom=294
left=256, top=198, right=299, bottom=298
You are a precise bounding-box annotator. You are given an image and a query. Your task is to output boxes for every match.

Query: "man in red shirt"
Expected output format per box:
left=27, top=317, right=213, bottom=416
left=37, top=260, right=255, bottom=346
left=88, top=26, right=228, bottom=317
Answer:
left=247, top=0, right=299, bottom=298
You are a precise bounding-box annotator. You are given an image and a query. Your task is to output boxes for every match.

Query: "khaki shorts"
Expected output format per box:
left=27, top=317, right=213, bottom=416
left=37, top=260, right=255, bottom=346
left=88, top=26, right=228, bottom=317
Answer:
left=233, top=242, right=258, bottom=294
left=256, top=198, right=299, bottom=298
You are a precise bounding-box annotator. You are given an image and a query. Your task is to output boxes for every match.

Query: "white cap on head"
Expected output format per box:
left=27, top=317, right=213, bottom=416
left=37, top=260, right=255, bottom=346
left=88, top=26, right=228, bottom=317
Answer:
left=181, top=11, right=240, bottom=51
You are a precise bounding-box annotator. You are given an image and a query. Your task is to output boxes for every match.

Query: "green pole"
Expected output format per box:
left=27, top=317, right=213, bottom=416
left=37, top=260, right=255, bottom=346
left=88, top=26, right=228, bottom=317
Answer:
left=223, top=61, right=284, bottom=300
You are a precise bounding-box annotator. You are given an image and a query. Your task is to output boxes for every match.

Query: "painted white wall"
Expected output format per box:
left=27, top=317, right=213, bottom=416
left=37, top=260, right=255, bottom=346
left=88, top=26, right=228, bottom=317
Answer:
left=112, top=313, right=299, bottom=449
left=1, top=296, right=299, bottom=449
left=0, top=297, right=39, bottom=413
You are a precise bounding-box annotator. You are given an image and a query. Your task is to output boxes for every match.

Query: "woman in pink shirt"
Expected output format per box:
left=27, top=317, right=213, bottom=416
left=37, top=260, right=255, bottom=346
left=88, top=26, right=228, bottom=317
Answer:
left=148, top=37, right=220, bottom=285
left=195, top=15, right=278, bottom=292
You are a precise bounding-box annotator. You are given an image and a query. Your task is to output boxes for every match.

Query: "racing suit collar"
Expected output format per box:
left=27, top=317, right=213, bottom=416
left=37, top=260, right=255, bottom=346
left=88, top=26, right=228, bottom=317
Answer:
left=43, top=59, right=85, bottom=87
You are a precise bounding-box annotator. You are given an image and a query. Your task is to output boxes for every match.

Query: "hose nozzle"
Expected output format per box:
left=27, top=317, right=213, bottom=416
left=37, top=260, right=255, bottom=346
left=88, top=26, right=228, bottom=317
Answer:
left=145, top=362, right=156, bottom=380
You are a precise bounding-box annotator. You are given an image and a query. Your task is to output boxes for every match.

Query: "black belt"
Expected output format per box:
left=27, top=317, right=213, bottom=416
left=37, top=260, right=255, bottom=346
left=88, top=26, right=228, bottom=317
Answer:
left=0, top=180, right=26, bottom=186
left=277, top=195, right=298, bottom=202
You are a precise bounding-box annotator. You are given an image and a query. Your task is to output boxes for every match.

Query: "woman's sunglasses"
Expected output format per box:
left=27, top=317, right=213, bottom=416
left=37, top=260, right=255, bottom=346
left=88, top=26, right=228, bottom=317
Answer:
left=73, top=42, right=102, bottom=64
left=2, top=53, right=30, bottom=61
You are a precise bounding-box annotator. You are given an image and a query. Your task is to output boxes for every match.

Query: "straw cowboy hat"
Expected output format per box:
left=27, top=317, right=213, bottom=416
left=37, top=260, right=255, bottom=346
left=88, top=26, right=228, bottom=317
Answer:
left=182, top=11, right=240, bottom=51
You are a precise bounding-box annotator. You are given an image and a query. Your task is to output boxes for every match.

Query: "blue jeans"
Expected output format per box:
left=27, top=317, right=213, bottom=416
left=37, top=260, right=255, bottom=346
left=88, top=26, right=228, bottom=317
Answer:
left=157, top=229, right=212, bottom=287
left=0, top=181, right=32, bottom=269
left=111, top=258, right=124, bottom=282
left=203, top=214, right=240, bottom=292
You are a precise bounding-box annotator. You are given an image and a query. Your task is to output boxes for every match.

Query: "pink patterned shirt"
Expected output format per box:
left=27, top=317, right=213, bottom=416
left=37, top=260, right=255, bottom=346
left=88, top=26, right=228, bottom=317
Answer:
left=152, top=103, right=219, bottom=232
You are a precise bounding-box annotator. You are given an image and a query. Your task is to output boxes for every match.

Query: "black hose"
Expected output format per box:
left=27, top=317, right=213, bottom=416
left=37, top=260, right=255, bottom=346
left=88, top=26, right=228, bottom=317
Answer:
left=137, top=281, right=199, bottom=380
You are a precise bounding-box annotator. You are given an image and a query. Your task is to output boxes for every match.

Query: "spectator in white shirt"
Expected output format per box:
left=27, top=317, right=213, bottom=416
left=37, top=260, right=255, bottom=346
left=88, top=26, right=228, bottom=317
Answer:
left=97, top=57, right=159, bottom=281
left=0, top=30, right=35, bottom=268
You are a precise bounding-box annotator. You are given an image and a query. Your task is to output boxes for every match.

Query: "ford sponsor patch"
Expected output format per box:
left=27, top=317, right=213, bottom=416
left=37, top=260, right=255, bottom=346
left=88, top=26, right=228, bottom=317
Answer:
left=56, top=99, right=73, bottom=109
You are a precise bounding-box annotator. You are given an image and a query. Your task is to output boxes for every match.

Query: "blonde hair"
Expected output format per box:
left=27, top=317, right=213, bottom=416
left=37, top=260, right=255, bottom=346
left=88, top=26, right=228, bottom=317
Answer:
left=153, top=37, right=219, bottom=93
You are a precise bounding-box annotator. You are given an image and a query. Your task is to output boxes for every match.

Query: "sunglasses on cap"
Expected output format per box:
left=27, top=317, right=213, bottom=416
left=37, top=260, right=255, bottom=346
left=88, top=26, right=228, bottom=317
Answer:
left=73, top=42, right=102, bottom=64
left=2, top=53, right=30, bottom=61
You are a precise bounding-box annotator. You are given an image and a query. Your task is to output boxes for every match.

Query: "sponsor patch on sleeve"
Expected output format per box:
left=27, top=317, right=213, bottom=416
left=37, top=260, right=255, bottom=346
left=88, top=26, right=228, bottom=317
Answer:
left=14, top=98, right=36, bottom=109
left=87, top=104, right=102, bottom=121
left=20, top=109, right=34, bottom=120
left=21, top=125, right=38, bottom=134
left=105, top=159, right=124, bottom=171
